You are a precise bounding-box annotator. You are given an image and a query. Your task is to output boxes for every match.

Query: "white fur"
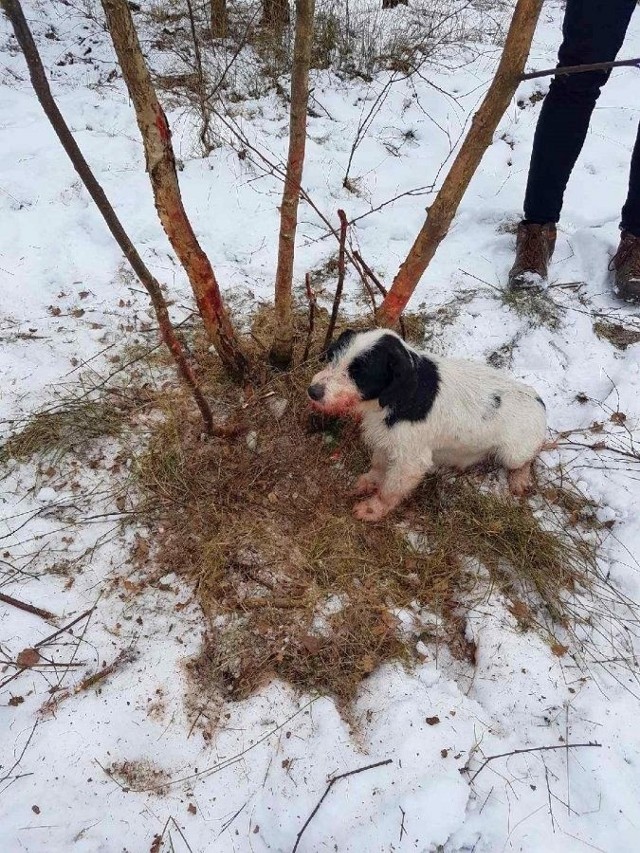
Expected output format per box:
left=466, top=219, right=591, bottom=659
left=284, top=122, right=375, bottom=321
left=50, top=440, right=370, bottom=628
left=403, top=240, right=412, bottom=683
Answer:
left=310, top=330, right=547, bottom=521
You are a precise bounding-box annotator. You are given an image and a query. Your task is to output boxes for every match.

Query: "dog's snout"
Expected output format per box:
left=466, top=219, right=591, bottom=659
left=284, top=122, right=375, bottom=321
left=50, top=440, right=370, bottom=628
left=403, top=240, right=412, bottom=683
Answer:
left=307, top=383, right=325, bottom=402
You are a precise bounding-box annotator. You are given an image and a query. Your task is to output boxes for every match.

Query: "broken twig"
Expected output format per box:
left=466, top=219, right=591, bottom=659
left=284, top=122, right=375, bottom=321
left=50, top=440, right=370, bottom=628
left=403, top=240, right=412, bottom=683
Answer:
left=0, top=591, right=56, bottom=621
left=468, top=741, right=601, bottom=783
left=303, top=273, right=317, bottom=362
left=353, top=251, right=406, bottom=340
left=292, top=758, right=392, bottom=852
left=323, top=209, right=348, bottom=351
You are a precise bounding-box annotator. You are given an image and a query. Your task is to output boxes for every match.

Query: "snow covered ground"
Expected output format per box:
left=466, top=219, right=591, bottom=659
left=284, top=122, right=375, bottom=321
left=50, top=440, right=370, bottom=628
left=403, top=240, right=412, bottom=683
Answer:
left=2, top=1, right=640, bottom=850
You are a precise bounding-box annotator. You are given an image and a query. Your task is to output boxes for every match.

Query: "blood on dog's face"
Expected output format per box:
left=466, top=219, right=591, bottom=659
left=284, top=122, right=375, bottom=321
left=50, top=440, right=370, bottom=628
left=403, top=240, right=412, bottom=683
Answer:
left=307, top=329, right=364, bottom=416
left=307, top=364, right=362, bottom=416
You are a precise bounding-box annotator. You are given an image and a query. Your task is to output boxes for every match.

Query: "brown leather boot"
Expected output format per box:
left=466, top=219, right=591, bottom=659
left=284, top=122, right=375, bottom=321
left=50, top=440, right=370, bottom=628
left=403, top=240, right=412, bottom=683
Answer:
left=508, top=222, right=557, bottom=291
left=610, top=231, right=640, bottom=303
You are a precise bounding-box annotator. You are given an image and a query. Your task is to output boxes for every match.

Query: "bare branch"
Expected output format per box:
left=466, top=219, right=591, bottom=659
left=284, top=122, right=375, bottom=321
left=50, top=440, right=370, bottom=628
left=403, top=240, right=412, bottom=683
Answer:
left=101, top=0, right=249, bottom=378
left=378, top=0, right=544, bottom=325
left=323, top=209, right=348, bottom=350
left=302, top=272, right=316, bottom=362
left=292, top=759, right=393, bottom=852
left=468, top=742, right=602, bottom=784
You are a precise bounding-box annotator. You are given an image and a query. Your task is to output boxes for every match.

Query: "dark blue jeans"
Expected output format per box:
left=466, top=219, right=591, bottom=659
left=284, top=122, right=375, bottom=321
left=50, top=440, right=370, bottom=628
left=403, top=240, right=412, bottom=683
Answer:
left=524, top=0, right=640, bottom=237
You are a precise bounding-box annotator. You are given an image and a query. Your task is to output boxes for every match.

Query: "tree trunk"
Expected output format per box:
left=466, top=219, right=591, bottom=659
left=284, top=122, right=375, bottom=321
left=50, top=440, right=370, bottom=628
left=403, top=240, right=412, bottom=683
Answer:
left=101, top=0, right=248, bottom=379
left=1, top=0, right=216, bottom=435
left=377, top=0, right=543, bottom=327
left=262, top=0, right=290, bottom=30
left=210, top=0, right=227, bottom=39
left=269, top=0, right=315, bottom=368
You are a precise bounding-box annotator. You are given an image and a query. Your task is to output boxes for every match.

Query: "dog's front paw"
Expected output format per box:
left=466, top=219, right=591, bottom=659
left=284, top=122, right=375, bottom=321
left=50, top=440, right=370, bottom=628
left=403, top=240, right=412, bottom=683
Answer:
left=352, top=472, right=381, bottom=497
left=352, top=495, right=389, bottom=522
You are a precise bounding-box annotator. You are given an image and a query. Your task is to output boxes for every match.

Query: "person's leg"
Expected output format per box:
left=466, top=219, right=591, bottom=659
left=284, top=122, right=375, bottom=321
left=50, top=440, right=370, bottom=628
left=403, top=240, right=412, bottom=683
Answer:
left=610, top=122, right=640, bottom=302
left=621, top=122, right=640, bottom=238
left=524, top=0, right=636, bottom=225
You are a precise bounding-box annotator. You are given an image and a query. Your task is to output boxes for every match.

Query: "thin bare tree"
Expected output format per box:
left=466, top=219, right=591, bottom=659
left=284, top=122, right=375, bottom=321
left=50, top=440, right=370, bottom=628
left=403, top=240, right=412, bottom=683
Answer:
left=185, top=0, right=213, bottom=153
left=210, top=0, right=227, bottom=38
left=101, top=0, right=249, bottom=378
left=262, top=0, right=290, bottom=30
left=377, top=0, right=543, bottom=327
left=1, top=0, right=216, bottom=435
left=269, top=0, right=315, bottom=367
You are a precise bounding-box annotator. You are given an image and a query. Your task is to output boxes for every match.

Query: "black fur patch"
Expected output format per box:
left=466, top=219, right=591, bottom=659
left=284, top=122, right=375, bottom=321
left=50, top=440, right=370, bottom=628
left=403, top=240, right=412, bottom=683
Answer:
left=535, top=395, right=546, bottom=409
left=347, top=334, right=440, bottom=426
left=323, top=329, right=356, bottom=362
left=492, top=393, right=502, bottom=408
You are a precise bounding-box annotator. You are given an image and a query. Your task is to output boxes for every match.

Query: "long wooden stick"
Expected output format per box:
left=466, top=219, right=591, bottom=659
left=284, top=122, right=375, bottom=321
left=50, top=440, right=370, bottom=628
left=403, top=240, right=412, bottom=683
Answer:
left=377, top=0, right=544, bottom=326
left=521, top=56, right=640, bottom=81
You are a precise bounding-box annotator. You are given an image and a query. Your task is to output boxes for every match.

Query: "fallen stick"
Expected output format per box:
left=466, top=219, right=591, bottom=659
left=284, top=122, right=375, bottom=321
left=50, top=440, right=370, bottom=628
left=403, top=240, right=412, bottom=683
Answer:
left=36, top=607, right=95, bottom=648
left=76, top=648, right=135, bottom=691
left=521, top=57, right=640, bottom=81
left=468, top=741, right=601, bottom=783
left=0, top=591, right=56, bottom=621
left=292, top=758, right=392, bottom=852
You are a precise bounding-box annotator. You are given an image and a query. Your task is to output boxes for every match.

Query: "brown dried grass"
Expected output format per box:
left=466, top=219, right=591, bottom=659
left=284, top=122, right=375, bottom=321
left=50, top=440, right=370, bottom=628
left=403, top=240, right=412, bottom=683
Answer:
left=0, top=306, right=603, bottom=715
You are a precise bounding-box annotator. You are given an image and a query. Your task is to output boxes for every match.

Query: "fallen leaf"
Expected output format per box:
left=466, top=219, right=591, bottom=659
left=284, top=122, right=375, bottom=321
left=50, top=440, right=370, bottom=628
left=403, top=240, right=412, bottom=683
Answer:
left=187, top=803, right=197, bottom=815
left=301, top=635, right=323, bottom=654
left=32, top=805, right=40, bottom=815
left=550, top=643, right=569, bottom=657
left=8, top=695, right=24, bottom=707
left=16, top=648, right=40, bottom=668
left=425, top=716, right=440, bottom=726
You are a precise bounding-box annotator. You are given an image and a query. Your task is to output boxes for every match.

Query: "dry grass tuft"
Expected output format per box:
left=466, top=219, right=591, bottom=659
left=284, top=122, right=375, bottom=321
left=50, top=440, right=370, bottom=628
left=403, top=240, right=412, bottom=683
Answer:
left=0, top=390, right=141, bottom=464
left=108, top=759, right=169, bottom=795
left=132, top=359, right=599, bottom=712
left=593, top=319, right=640, bottom=351
left=501, top=288, right=561, bottom=329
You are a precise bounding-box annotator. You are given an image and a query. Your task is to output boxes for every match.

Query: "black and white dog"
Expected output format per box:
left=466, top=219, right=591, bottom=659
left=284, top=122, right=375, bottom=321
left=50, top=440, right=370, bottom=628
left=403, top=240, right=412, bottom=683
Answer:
left=307, top=329, right=547, bottom=522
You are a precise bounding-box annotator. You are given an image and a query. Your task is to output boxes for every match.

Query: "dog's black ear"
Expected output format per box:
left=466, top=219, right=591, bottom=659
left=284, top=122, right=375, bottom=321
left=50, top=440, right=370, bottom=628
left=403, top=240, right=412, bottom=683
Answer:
left=322, top=328, right=357, bottom=362
left=378, top=336, right=418, bottom=413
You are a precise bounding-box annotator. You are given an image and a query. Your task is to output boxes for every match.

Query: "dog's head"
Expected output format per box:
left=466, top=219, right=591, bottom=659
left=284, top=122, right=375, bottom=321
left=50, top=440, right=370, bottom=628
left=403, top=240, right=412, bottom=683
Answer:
left=307, top=329, right=419, bottom=419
